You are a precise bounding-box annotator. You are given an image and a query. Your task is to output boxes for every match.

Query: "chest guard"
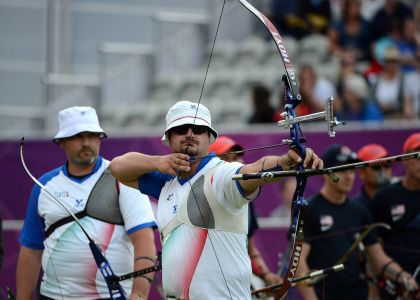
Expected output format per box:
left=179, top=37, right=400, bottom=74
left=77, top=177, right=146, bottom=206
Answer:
left=45, top=168, right=123, bottom=238
left=161, top=163, right=248, bottom=244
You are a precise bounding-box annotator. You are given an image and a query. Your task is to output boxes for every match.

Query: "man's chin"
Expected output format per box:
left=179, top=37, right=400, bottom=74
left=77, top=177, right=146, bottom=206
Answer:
left=78, top=155, right=96, bottom=165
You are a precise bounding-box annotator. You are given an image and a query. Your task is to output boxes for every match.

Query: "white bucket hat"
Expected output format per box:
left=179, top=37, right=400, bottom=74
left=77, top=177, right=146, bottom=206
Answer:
left=53, top=106, right=107, bottom=143
left=161, top=100, right=218, bottom=146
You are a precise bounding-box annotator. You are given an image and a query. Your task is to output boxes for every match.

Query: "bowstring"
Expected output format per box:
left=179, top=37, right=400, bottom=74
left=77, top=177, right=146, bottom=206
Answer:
left=180, top=0, right=233, bottom=298
left=20, top=141, right=69, bottom=300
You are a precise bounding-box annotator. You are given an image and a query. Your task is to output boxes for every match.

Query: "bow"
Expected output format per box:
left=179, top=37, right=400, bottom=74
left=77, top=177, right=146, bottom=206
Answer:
left=19, top=138, right=160, bottom=300
left=234, top=2, right=317, bottom=299
left=183, top=1, right=339, bottom=299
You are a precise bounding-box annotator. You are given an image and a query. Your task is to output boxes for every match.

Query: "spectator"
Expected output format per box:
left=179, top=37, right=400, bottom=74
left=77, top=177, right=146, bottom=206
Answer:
left=297, top=144, right=418, bottom=300
left=208, top=136, right=282, bottom=287
left=268, top=0, right=331, bottom=39
left=297, top=64, right=337, bottom=114
left=397, top=18, right=418, bottom=72
left=16, top=106, right=157, bottom=300
left=249, top=85, right=277, bottom=124
left=371, top=133, right=420, bottom=297
left=403, top=49, right=420, bottom=119
left=336, top=73, right=384, bottom=121
left=354, top=144, right=393, bottom=210
left=371, top=0, right=412, bottom=42
left=364, top=18, right=401, bottom=85
left=328, top=0, right=372, bottom=61
left=336, top=49, right=362, bottom=95
left=371, top=45, right=405, bottom=117
left=266, top=1, right=300, bottom=38
left=415, top=3, right=420, bottom=43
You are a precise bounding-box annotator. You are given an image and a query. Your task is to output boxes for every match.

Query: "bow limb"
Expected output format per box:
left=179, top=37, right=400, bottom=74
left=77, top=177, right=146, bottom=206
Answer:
left=292, top=223, right=391, bottom=287
left=20, top=139, right=127, bottom=300
left=252, top=264, right=345, bottom=296
left=237, top=0, right=301, bottom=101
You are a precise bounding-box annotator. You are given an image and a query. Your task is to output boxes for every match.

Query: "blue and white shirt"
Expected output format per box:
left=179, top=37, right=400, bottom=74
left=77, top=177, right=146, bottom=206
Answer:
left=20, top=156, right=157, bottom=300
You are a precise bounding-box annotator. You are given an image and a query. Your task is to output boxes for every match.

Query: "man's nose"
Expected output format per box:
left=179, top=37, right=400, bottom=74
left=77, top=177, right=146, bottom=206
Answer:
left=79, top=135, right=91, bottom=145
left=186, top=127, right=194, bottom=136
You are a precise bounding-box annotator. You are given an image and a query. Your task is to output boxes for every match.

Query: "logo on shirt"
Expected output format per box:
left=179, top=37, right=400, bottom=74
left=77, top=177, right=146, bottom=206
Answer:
left=166, top=193, right=174, bottom=201
left=173, top=204, right=178, bottom=215
left=391, top=204, right=405, bottom=222
left=74, top=198, right=84, bottom=208
left=54, top=191, right=69, bottom=199
left=320, top=215, right=333, bottom=231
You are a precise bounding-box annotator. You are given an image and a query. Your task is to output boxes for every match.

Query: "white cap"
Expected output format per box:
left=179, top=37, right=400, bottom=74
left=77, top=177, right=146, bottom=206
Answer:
left=53, top=106, right=107, bottom=143
left=161, top=100, right=218, bottom=146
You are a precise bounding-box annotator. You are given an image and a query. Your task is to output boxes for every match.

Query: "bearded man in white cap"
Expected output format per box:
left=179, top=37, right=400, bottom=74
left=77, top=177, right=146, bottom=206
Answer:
left=110, top=100, right=323, bottom=300
left=16, top=106, right=157, bottom=300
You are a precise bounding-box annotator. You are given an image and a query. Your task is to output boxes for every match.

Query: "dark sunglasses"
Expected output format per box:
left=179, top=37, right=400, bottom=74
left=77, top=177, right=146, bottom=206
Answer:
left=170, top=125, right=208, bottom=135
left=371, top=163, right=392, bottom=171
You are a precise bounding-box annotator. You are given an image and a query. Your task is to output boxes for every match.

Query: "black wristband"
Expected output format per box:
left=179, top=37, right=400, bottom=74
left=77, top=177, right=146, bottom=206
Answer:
left=134, top=256, right=156, bottom=263
left=381, top=260, right=395, bottom=277
left=139, top=275, right=153, bottom=284
left=395, top=270, right=404, bottom=283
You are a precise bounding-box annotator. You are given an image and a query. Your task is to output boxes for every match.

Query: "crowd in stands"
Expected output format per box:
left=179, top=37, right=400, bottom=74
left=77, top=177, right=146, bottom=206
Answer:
left=249, top=0, right=420, bottom=123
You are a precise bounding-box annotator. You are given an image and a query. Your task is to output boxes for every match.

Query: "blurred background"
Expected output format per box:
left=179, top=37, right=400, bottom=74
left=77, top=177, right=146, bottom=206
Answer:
left=1, top=0, right=419, bottom=298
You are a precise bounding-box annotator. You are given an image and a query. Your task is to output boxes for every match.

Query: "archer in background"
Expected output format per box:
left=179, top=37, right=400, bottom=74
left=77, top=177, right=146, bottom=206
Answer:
left=371, top=133, right=420, bottom=299
left=353, top=143, right=394, bottom=210
left=109, top=100, right=322, bottom=300
left=208, top=136, right=282, bottom=287
left=16, top=107, right=157, bottom=300
left=354, top=143, right=394, bottom=299
left=297, top=144, right=418, bottom=300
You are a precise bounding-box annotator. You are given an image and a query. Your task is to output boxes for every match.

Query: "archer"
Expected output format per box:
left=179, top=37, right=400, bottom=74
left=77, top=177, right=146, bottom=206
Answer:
left=109, top=100, right=322, bottom=300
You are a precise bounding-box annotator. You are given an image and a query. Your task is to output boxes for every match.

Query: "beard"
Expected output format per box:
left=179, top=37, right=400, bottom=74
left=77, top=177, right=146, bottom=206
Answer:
left=180, top=145, right=199, bottom=157
left=74, top=147, right=97, bottom=166
left=179, top=139, right=200, bottom=157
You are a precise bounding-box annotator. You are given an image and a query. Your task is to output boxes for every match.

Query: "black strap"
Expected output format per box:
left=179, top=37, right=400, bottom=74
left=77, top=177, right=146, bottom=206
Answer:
left=45, top=211, right=87, bottom=238
left=44, top=168, right=122, bottom=238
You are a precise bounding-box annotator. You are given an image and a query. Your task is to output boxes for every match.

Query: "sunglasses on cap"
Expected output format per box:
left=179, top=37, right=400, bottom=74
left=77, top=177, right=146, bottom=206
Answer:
left=370, top=162, right=392, bottom=171
left=170, top=124, right=209, bottom=135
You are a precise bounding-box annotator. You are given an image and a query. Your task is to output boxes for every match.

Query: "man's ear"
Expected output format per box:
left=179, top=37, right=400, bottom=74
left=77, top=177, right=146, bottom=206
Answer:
left=358, top=169, right=366, bottom=181
left=57, top=140, right=65, bottom=149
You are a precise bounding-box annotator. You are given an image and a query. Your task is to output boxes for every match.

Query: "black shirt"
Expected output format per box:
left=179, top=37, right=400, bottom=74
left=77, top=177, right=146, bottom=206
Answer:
left=353, top=186, right=372, bottom=211
left=304, top=193, right=377, bottom=300
left=248, top=202, right=259, bottom=238
left=371, top=181, right=420, bottom=275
